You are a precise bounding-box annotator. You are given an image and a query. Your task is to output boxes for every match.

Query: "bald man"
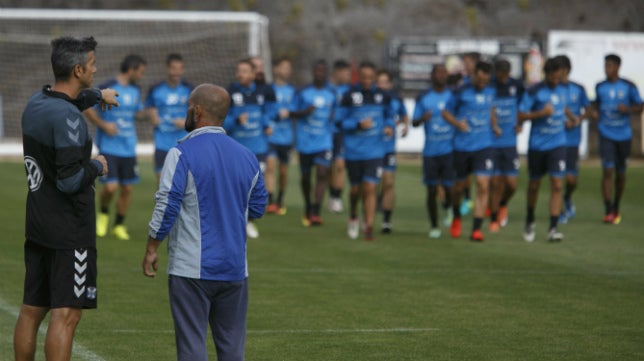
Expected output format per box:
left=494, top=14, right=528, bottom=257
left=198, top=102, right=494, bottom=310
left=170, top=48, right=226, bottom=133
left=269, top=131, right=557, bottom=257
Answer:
left=143, top=83, right=267, bottom=361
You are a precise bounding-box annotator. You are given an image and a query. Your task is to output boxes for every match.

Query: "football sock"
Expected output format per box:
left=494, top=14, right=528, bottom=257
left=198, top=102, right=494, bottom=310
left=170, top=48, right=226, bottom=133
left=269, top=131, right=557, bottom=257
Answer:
left=491, top=211, right=498, bottom=222
left=526, top=207, right=535, bottom=224
left=383, top=210, right=392, bottom=223
left=549, top=215, right=558, bottom=231
left=268, top=193, right=274, bottom=204
left=473, top=217, right=483, bottom=231
left=277, top=191, right=284, bottom=206
left=115, top=214, right=125, bottom=225
left=100, top=206, right=109, bottom=214
left=604, top=200, right=612, bottom=215
left=612, top=200, right=620, bottom=214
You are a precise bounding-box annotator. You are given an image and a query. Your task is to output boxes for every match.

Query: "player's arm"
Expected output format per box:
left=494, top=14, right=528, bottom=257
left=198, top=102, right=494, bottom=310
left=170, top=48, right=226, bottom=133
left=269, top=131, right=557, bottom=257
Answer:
left=491, top=106, right=501, bottom=136
left=411, top=95, right=430, bottom=127
left=441, top=92, right=468, bottom=131
left=619, top=84, right=643, bottom=114
left=564, top=107, right=580, bottom=128
left=83, top=107, right=119, bottom=136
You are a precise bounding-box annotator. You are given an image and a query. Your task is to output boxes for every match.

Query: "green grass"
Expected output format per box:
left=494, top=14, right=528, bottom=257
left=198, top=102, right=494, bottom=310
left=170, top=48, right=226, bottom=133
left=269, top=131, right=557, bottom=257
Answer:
left=1, top=157, right=643, bottom=360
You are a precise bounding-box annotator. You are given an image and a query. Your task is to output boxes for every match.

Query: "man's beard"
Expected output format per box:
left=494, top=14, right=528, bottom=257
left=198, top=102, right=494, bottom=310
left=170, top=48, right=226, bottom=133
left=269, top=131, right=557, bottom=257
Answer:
left=185, top=108, right=196, bottom=132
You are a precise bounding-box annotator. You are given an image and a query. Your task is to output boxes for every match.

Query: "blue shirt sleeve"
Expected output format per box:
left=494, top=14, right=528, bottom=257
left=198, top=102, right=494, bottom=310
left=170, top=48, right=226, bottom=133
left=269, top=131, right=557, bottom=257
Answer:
left=629, top=82, right=642, bottom=105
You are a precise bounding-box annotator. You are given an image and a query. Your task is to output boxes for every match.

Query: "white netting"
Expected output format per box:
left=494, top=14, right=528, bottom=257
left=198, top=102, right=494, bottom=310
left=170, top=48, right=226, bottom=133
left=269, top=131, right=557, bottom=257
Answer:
left=0, top=9, right=271, bottom=140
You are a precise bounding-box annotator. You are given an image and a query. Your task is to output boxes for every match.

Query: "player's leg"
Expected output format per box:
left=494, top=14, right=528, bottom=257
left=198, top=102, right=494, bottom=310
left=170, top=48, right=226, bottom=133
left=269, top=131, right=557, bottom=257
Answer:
left=561, top=146, right=579, bottom=223
left=361, top=159, right=384, bottom=240
left=299, top=153, right=313, bottom=226
left=611, top=139, right=631, bottom=224
left=497, top=147, right=520, bottom=228
left=209, top=279, right=248, bottom=361
left=450, top=151, right=469, bottom=238
left=265, top=144, right=278, bottom=213
left=310, top=151, right=331, bottom=225
left=276, top=146, right=291, bottom=214
left=97, top=155, right=119, bottom=237
left=154, top=149, right=168, bottom=186
left=380, top=153, right=396, bottom=234
left=346, top=160, right=362, bottom=239
left=329, top=133, right=346, bottom=213
left=470, top=149, right=493, bottom=241
left=14, top=304, right=48, bottom=361
left=488, top=148, right=504, bottom=231
left=169, top=276, right=210, bottom=361
left=599, top=135, right=617, bottom=222
left=45, top=307, right=82, bottom=361
left=524, top=149, right=544, bottom=242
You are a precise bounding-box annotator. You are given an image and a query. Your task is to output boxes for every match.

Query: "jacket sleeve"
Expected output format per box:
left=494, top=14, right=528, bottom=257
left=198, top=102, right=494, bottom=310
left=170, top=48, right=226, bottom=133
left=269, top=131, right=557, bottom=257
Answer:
left=54, top=110, right=101, bottom=194
left=149, top=148, right=187, bottom=240
left=247, top=169, right=267, bottom=220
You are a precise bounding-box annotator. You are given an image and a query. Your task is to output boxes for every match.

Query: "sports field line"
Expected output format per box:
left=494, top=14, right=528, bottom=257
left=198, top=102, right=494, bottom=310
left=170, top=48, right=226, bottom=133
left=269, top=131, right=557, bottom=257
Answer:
left=113, top=327, right=440, bottom=335
left=0, top=297, right=106, bottom=361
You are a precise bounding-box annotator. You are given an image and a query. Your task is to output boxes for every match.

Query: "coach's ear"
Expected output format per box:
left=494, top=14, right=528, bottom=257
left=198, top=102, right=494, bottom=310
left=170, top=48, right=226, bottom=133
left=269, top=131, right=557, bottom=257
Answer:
left=73, top=64, right=83, bottom=79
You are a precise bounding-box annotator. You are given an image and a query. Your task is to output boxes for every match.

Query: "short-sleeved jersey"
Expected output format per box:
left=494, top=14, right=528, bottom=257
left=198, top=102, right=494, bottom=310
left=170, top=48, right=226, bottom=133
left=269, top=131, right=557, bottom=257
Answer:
left=562, top=81, right=590, bottom=147
left=595, top=78, right=642, bottom=141
left=145, top=80, right=193, bottom=151
left=383, top=90, right=408, bottom=153
left=519, top=82, right=567, bottom=151
left=413, top=88, right=455, bottom=157
left=223, top=82, right=277, bottom=155
left=292, top=84, right=336, bottom=154
left=492, top=77, right=524, bottom=148
left=337, top=84, right=395, bottom=161
left=94, top=79, right=143, bottom=157
left=269, top=83, right=296, bottom=146
left=446, top=83, right=496, bottom=152
left=22, top=87, right=103, bottom=249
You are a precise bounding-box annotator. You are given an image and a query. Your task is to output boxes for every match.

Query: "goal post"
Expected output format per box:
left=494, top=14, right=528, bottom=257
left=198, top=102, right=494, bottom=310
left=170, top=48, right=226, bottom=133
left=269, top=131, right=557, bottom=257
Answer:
left=0, top=8, right=272, bottom=143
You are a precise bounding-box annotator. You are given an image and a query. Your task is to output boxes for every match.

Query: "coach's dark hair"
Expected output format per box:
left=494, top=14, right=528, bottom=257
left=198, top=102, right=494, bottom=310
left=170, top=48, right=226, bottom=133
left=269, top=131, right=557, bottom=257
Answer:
left=50, top=36, right=97, bottom=82
left=120, top=54, right=146, bottom=73
left=605, top=53, right=621, bottom=66
left=474, top=61, right=492, bottom=74
left=333, top=59, right=350, bottom=70
left=494, top=58, right=511, bottom=73
left=165, top=53, right=183, bottom=66
left=554, top=55, right=571, bottom=71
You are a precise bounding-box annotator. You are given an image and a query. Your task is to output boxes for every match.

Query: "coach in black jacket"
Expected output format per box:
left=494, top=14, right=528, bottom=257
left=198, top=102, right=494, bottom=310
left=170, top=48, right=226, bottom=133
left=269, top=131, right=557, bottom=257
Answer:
left=16, top=36, right=118, bottom=361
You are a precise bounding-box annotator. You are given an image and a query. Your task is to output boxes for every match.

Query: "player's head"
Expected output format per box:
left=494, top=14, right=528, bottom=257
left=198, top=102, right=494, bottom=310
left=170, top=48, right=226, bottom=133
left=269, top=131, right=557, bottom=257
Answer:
left=120, top=54, right=146, bottom=83
left=543, top=57, right=563, bottom=86
left=273, top=57, right=292, bottom=82
left=493, top=58, right=511, bottom=83
left=554, top=55, right=571, bottom=80
left=332, top=59, right=351, bottom=85
left=250, top=56, right=266, bottom=85
left=473, top=61, right=492, bottom=89
left=358, top=61, right=377, bottom=89
left=185, top=83, right=230, bottom=131
left=312, top=59, right=328, bottom=86
left=236, top=58, right=256, bottom=87
left=604, top=53, right=621, bottom=80
left=165, top=53, right=184, bottom=86
left=431, top=63, right=448, bottom=88
left=50, top=36, right=97, bottom=88
left=463, top=52, right=481, bottom=75
left=376, top=69, right=393, bottom=91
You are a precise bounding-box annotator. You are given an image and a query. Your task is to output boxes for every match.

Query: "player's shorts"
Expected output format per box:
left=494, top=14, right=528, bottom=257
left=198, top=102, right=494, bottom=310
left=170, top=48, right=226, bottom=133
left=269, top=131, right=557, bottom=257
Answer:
left=100, top=154, right=139, bottom=185
left=383, top=152, right=397, bottom=172
left=332, top=132, right=344, bottom=160
left=23, top=240, right=97, bottom=309
left=267, top=143, right=292, bottom=164
left=299, top=150, right=332, bottom=173
left=154, top=149, right=169, bottom=174
left=599, top=135, right=631, bottom=173
left=423, top=153, right=455, bottom=187
left=346, top=158, right=383, bottom=185
left=255, top=153, right=267, bottom=174
left=453, top=148, right=494, bottom=180
left=527, top=146, right=566, bottom=179
left=565, top=146, right=580, bottom=176
left=491, top=146, right=519, bottom=177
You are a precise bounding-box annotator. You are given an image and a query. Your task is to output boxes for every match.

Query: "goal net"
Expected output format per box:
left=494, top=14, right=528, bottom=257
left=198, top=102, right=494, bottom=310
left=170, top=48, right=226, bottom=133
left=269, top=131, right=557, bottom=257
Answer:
left=0, top=9, right=271, bottom=142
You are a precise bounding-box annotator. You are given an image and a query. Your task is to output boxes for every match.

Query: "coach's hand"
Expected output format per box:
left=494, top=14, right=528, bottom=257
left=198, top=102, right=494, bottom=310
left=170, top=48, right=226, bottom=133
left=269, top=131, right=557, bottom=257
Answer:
left=99, top=88, right=120, bottom=111
left=143, top=237, right=161, bottom=277
left=94, top=155, right=108, bottom=176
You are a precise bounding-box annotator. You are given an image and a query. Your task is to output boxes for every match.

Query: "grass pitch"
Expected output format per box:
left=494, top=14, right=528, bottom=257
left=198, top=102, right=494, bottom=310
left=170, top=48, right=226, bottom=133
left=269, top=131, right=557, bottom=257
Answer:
left=1, top=157, right=643, bottom=360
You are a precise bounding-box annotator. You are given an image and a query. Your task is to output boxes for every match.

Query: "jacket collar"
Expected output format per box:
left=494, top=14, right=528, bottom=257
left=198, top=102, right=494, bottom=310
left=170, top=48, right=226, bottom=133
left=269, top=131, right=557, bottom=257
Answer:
left=179, top=126, right=226, bottom=143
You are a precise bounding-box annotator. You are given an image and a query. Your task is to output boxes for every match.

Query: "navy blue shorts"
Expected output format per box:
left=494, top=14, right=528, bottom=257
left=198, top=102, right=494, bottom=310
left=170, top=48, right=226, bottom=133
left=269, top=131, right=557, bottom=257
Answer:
left=491, top=146, right=519, bottom=176
left=23, top=241, right=97, bottom=309
left=565, top=146, right=580, bottom=176
left=99, top=154, right=139, bottom=185
left=267, top=143, right=292, bottom=164
left=383, top=152, right=397, bottom=172
left=599, top=135, right=630, bottom=173
left=332, top=132, right=344, bottom=160
left=169, top=275, right=247, bottom=361
left=528, top=146, right=566, bottom=179
left=154, top=149, right=168, bottom=173
left=299, top=150, right=332, bottom=174
left=346, top=158, right=383, bottom=185
left=454, top=148, right=494, bottom=179
left=423, top=153, right=455, bottom=187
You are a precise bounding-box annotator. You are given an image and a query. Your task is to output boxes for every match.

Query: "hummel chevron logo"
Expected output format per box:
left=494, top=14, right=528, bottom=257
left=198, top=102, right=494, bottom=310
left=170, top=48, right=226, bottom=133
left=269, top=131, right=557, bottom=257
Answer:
left=75, top=262, right=87, bottom=273
left=75, top=250, right=87, bottom=262
left=75, top=273, right=86, bottom=285
left=68, top=130, right=79, bottom=143
left=74, top=285, right=86, bottom=298
left=66, top=117, right=80, bottom=129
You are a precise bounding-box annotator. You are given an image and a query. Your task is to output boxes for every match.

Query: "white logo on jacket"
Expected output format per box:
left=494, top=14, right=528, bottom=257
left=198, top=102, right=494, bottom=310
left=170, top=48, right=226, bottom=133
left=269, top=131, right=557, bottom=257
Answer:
left=24, top=156, right=43, bottom=192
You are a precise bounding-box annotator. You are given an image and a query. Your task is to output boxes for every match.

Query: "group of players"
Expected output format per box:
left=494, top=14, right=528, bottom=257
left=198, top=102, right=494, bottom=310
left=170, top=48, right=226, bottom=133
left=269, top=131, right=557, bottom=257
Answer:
left=87, top=50, right=642, bottom=243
